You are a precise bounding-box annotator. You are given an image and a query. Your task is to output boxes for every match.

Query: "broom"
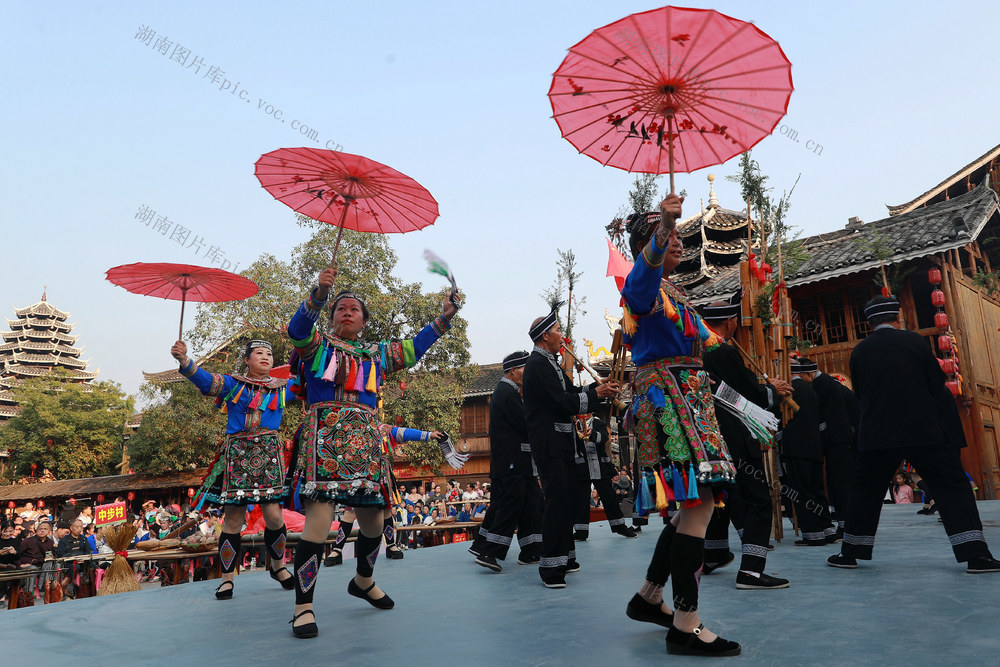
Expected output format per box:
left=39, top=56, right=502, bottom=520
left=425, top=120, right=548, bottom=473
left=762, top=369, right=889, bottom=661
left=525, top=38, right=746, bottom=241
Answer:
left=97, top=523, right=140, bottom=596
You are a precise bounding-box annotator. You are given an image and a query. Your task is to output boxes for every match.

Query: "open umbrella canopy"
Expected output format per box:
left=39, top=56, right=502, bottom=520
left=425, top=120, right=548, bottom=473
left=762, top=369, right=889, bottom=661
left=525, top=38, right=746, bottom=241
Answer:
left=105, top=262, right=258, bottom=302
left=254, top=147, right=439, bottom=234
left=549, top=6, right=793, bottom=175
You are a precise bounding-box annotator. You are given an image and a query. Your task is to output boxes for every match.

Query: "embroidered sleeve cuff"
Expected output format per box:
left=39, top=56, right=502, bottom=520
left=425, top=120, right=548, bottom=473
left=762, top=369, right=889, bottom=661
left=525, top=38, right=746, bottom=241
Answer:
left=305, top=288, right=328, bottom=313
left=179, top=360, right=198, bottom=378
left=641, top=235, right=668, bottom=269
left=431, top=315, right=451, bottom=337
left=578, top=391, right=589, bottom=414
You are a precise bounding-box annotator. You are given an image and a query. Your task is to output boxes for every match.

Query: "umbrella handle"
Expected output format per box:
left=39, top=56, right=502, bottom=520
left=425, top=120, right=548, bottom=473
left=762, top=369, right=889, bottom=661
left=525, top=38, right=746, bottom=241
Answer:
left=178, top=288, right=187, bottom=340
left=665, top=111, right=676, bottom=195
left=329, top=200, right=352, bottom=270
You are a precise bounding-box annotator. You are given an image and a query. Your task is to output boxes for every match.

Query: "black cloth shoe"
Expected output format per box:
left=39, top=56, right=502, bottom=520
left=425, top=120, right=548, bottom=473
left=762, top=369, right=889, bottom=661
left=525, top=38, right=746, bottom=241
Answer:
left=612, top=525, right=639, bottom=538
left=666, top=624, right=741, bottom=656
left=348, top=578, right=394, bottom=610
left=826, top=533, right=842, bottom=544
left=467, top=546, right=480, bottom=557
left=794, top=538, right=826, bottom=547
left=827, top=553, right=858, bottom=569
left=270, top=566, right=295, bottom=590
left=214, top=580, right=234, bottom=600
left=564, top=559, right=581, bottom=574
left=324, top=550, right=342, bottom=567
left=766, top=543, right=775, bottom=551
left=386, top=545, right=404, bottom=560
left=475, top=554, right=502, bottom=572
left=573, top=531, right=588, bottom=541
left=289, top=609, right=318, bottom=639
left=540, top=570, right=566, bottom=588
left=966, top=556, right=1000, bottom=573
left=625, top=593, right=673, bottom=628
left=735, top=571, right=790, bottom=590
left=517, top=554, right=540, bottom=565
left=702, top=551, right=735, bottom=575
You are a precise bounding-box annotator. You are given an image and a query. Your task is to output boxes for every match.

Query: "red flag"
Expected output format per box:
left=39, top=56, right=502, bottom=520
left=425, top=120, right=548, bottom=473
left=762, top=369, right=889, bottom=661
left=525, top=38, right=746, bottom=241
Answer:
left=606, top=238, right=634, bottom=291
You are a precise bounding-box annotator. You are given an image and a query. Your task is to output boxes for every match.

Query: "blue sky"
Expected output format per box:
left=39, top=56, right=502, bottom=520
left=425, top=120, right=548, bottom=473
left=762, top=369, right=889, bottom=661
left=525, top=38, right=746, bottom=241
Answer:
left=2, top=1, right=998, bottom=398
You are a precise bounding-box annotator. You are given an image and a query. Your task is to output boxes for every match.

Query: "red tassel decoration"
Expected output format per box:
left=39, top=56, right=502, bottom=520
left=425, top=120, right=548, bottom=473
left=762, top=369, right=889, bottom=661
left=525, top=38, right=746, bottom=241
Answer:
left=683, top=308, right=698, bottom=338
left=346, top=358, right=357, bottom=388
left=269, top=392, right=279, bottom=411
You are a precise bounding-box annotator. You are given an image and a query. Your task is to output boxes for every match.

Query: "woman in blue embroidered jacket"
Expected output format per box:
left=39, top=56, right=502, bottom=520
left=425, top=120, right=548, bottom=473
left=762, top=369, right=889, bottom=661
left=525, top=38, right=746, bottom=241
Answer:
left=620, top=195, right=741, bottom=657
left=170, top=339, right=296, bottom=600
left=285, top=267, right=457, bottom=638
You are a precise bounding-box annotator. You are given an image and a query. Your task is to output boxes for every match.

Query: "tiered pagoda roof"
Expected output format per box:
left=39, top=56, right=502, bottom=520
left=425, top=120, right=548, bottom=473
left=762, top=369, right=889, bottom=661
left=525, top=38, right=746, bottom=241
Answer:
left=0, top=290, right=98, bottom=421
left=630, top=174, right=758, bottom=289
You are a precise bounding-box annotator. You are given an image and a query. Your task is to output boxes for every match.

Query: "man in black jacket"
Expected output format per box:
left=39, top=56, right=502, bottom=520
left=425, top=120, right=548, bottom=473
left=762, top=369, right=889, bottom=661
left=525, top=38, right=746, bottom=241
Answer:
left=472, top=351, right=544, bottom=572
left=810, top=365, right=858, bottom=541
left=782, top=358, right=835, bottom=546
left=699, top=301, right=791, bottom=589
left=572, top=413, right=637, bottom=540
left=828, top=296, right=999, bottom=572
left=523, top=304, right=618, bottom=588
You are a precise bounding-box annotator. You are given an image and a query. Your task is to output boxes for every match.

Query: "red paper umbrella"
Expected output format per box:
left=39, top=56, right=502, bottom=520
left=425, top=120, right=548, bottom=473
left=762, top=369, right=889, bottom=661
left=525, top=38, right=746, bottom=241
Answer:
left=549, top=6, right=793, bottom=192
left=269, top=364, right=293, bottom=380
left=255, top=147, right=439, bottom=267
left=106, top=262, right=259, bottom=339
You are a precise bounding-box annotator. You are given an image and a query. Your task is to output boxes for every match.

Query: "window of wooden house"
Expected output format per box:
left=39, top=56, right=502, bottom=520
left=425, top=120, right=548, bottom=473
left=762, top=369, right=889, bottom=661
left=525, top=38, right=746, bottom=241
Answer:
left=793, top=296, right=823, bottom=345
left=822, top=292, right=849, bottom=343
left=460, top=401, right=490, bottom=435
left=848, top=286, right=873, bottom=339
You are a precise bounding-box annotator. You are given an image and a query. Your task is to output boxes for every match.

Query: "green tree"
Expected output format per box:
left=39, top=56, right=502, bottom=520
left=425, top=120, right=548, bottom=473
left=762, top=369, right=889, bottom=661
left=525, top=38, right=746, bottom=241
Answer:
left=541, top=248, right=586, bottom=341
left=0, top=372, right=133, bottom=480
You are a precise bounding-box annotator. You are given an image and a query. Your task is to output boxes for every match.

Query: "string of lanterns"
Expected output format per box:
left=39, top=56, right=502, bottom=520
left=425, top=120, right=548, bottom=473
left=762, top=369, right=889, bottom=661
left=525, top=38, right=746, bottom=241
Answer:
left=928, top=267, right=962, bottom=397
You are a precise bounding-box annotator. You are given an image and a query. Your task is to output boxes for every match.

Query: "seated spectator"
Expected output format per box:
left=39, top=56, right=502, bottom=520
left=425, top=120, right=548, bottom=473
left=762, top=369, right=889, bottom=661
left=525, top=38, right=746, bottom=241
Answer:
left=77, top=505, right=94, bottom=527
left=433, top=501, right=455, bottom=523
left=51, top=523, right=70, bottom=548
left=457, top=502, right=474, bottom=523
left=472, top=503, right=487, bottom=522
left=891, top=473, right=914, bottom=504
left=462, top=483, right=478, bottom=502
left=57, top=520, right=92, bottom=558
left=0, top=521, right=21, bottom=570
left=406, top=486, right=423, bottom=504
left=18, top=521, right=54, bottom=567
left=19, top=502, right=39, bottom=522
left=446, top=480, right=461, bottom=503
left=590, top=487, right=602, bottom=509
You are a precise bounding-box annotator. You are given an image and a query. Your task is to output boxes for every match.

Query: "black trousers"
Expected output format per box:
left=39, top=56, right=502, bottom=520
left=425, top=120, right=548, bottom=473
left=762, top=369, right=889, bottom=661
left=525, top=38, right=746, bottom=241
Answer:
left=824, top=443, right=856, bottom=521
left=703, top=456, right=774, bottom=572
left=536, top=452, right=578, bottom=572
left=784, top=456, right=833, bottom=540
left=841, top=446, right=990, bottom=562
left=573, top=476, right=626, bottom=536
left=477, top=474, right=543, bottom=561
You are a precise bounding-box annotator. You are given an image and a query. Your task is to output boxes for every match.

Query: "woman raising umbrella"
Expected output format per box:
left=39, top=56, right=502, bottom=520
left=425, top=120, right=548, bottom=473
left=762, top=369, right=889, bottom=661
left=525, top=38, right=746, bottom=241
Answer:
left=285, top=267, right=457, bottom=638
left=170, top=338, right=296, bottom=599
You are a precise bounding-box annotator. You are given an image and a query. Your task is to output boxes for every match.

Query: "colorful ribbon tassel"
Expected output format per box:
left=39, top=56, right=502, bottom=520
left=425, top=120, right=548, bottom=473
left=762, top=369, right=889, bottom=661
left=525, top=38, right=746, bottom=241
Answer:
left=322, top=350, right=338, bottom=381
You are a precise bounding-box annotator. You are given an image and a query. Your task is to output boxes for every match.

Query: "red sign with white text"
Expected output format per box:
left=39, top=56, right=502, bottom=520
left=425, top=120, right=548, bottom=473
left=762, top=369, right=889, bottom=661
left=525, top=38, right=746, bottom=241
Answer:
left=95, top=501, right=127, bottom=528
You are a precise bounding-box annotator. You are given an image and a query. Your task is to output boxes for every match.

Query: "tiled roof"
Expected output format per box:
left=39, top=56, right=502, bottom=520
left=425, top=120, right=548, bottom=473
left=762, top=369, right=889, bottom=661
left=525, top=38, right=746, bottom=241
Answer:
left=887, top=143, right=1000, bottom=216
left=463, top=363, right=504, bottom=398
left=689, top=179, right=999, bottom=302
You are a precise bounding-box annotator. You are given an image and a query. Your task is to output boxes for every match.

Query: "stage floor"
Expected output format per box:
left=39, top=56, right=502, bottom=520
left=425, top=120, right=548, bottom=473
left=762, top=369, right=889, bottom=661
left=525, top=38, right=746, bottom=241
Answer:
left=2, top=502, right=999, bottom=665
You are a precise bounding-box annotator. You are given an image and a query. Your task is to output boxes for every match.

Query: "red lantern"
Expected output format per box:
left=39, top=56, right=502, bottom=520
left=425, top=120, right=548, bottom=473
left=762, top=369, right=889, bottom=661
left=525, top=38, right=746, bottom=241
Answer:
left=934, top=312, right=949, bottom=330
left=37, top=501, right=44, bottom=509
left=928, top=268, right=942, bottom=284
left=937, top=336, right=953, bottom=352
left=945, top=380, right=960, bottom=397
left=96, top=494, right=105, bottom=503
left=127, top=491, right=135, bottom=501
left=940, top=358, right=956, bottom=375
left=931, top=290, right=946, bottom=307
left=68, top=497, right=76, bottom=505
left=7, top=501, right=14, bottom=509
left=187, top=488, right=196, bottom=498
